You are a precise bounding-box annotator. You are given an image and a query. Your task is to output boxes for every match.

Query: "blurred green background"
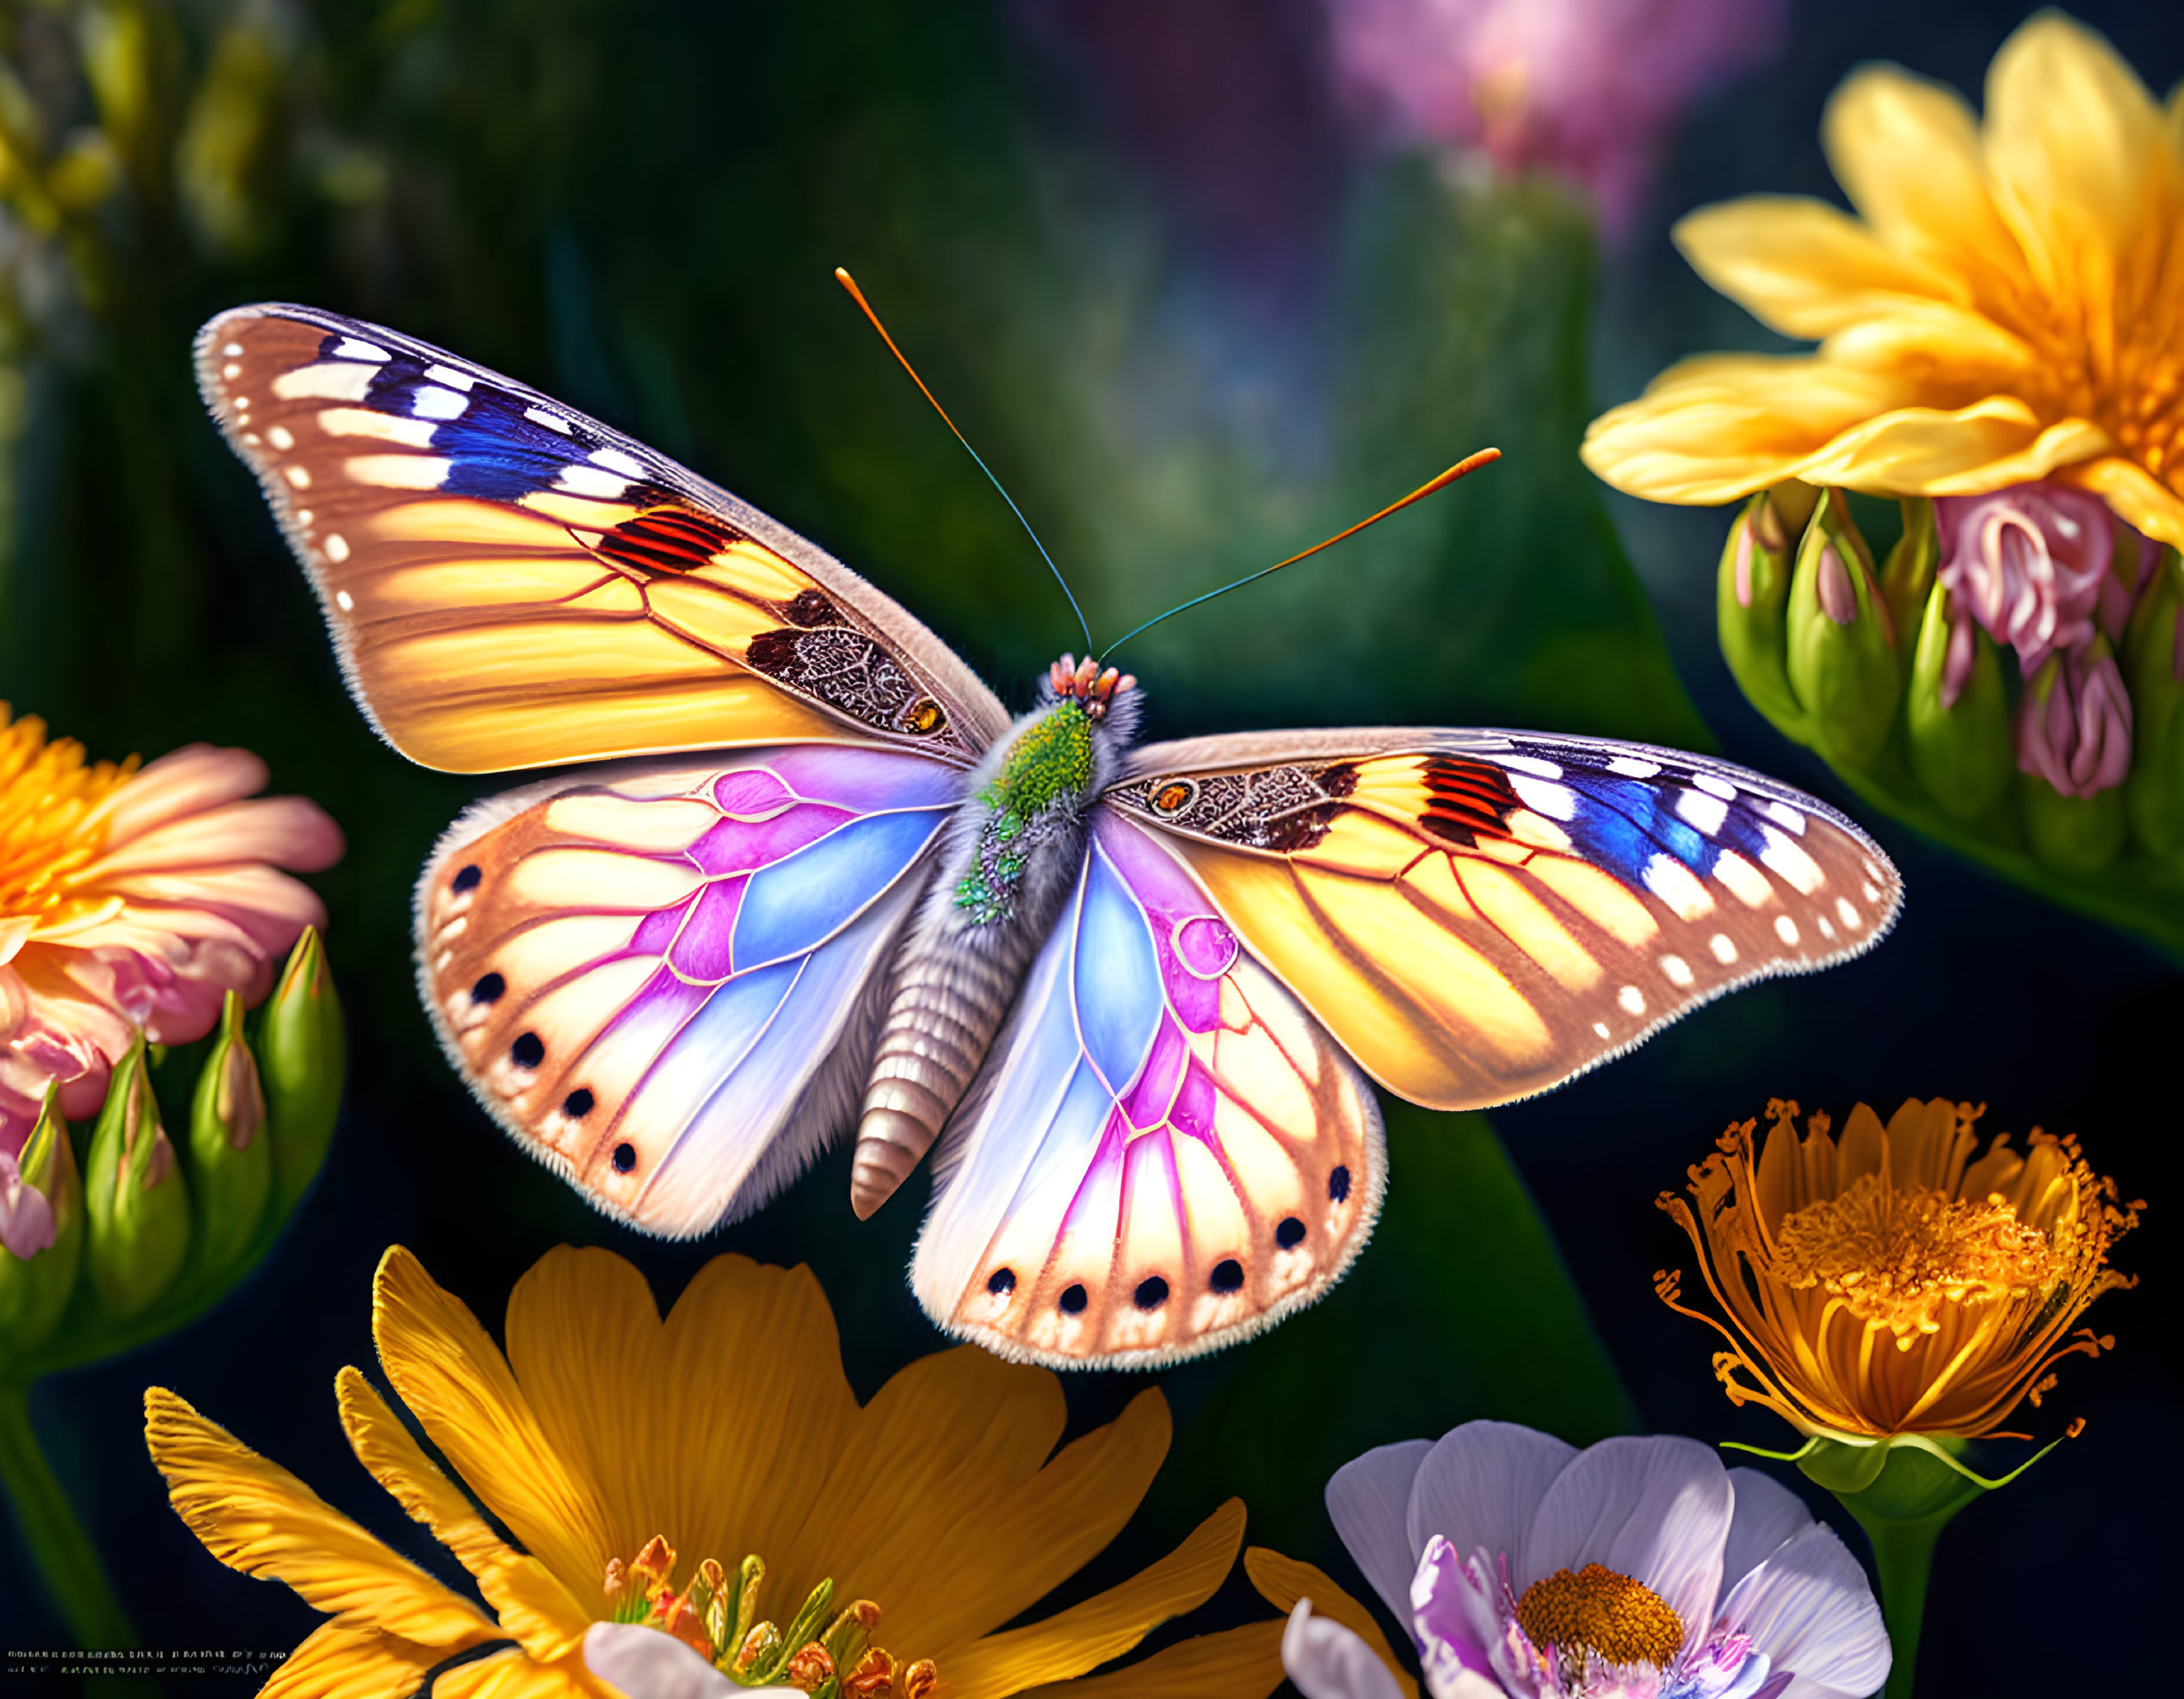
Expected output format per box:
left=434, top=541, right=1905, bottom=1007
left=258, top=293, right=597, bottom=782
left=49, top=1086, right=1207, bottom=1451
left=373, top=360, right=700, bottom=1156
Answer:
left=0, top=1, right=2175, bottom=1692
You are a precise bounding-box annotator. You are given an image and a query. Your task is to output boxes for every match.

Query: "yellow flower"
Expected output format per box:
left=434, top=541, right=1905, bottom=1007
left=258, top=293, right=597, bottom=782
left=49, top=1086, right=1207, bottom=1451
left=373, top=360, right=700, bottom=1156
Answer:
left=0, top=705, right=342, bottom=1149
left=1582, top=13, right=2184, bottom=549
left=1656, top=1097, right=2138, bottom=1440
left=144, top=1245, right=1285, bottom=1699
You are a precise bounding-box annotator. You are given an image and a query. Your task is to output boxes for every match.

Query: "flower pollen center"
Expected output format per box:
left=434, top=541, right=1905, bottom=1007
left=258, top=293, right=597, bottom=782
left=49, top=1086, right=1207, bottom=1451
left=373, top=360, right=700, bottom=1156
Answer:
left=1515, top=1563, right=1684, bottom=1671
left=602, top=1536, right=936, bottom=1696
left=1772, top=1174, right=2066, bottom=1340
left=0, top=709, right=135, bottom=934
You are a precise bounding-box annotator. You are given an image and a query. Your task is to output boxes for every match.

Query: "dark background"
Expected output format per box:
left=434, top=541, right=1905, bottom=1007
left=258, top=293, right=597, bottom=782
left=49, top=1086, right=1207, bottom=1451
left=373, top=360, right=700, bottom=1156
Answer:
left=0, top=1, right=2176, bottom=1693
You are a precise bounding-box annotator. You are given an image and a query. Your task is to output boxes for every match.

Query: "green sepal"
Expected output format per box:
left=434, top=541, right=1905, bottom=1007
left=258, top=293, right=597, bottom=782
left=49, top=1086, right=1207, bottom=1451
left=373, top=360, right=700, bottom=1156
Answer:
left=1717, top=489, right=1807, bottom=735
left=1879, top=496, right=1939, bottom=652
left=184, top=990, right=272, bottom=1274
left=259, top=927, right=345, bottom=1214
left=83, top=1036, right=192, bottom=1321
left=1786, top=488, right=1900, bottom=770
left=1904, top=578, right=2013, bottom=821
left=2123, top=546, right=2184, bottom=861
left=0, top=1090, right=83, bottom=1352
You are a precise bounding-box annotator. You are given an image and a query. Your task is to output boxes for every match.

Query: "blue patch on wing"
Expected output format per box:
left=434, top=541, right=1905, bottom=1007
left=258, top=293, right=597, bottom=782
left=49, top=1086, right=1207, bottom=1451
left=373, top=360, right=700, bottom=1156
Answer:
left=1560, top=775, right=1716, bottom=873
left=734, top=807, right=947, bottom=967
left=1074, top=845, right=1161, bottom=1093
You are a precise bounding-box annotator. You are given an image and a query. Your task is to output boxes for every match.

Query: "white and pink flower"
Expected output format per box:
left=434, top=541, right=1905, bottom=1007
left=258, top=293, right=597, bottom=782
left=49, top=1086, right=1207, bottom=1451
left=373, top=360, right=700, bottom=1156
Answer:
left=1284, top=1422, right=1889, bottom=1699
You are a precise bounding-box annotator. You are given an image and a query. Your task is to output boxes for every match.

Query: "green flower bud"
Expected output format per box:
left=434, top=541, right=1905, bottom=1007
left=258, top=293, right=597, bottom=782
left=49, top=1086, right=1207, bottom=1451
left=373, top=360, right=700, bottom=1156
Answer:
left=1879, top=496, right=1939, bottom=648
left=2124, top=546, right=2184, bottom=860
left=84, top=1037, right=192, bottom=1320
left=186, top=991, right=272, bottom=1273
left=261, top=928, right=345, bottom=1215
left=1905, top=579, right=2013, bottom=821
left=2018, top=656, right=2125, bottom=870
left=1786, top=488, right=1900, bottom=769
left=0, top=1090, right=83, bottom=1352
left=1718, top=487, right=1808, bottom=733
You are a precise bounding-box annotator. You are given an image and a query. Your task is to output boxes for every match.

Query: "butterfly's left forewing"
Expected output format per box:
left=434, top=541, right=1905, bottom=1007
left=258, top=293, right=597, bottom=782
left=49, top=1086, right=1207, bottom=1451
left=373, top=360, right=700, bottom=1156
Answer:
left=1105, top=728, right=1903, bottom=1109
left=913, top=810, right=1384, bottom=1368
left=198, top=304, right=1008, bottom=773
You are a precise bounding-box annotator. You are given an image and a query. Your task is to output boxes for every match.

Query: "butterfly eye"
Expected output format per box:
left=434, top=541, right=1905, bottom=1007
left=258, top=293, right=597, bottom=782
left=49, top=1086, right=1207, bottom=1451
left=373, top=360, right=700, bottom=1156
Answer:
left=1151, top=778, right=1198, bottom=816
left=904, top=698, right=946, bottom=736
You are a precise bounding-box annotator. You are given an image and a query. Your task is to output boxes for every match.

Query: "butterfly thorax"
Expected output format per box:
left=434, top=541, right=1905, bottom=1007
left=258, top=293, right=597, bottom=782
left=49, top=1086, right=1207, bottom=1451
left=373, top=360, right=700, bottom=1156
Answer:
left=848, top=660, right=1138, bottom=1218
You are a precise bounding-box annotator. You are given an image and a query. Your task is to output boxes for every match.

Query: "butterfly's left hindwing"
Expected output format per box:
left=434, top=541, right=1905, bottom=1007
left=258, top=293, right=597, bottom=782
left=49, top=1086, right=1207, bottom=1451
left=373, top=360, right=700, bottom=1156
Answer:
left=1107, top=729, right=1903, bottom=1109
left=198, top=304, right=1008, bottom=773
left=418, top=745, right=957, bottom=1233
left=914, top=811, right=1385, bottom=1368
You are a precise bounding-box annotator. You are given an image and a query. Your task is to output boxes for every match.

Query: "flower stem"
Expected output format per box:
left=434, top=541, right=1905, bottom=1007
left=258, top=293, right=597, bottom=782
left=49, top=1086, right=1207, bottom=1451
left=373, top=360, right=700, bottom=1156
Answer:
left=1850, top=1504, right=1953, bottom=1699
left=0, top=1385, right=136, bottom=1647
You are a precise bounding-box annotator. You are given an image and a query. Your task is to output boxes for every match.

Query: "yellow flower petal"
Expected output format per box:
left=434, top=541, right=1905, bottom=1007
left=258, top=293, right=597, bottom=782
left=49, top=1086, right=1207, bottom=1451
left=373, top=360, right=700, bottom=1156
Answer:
left=474, top=1550, right=595, bottom=1665
left=1582, top=355, right=1910, bottom=503
left=501, top=1246, right=859, bottom=1597
left=1243, top=1548, right=1419, bottom=1699
left=2056, top=454, right=2184, bottom=549
left=771, top=1343, right=1067, bottom=1649
left=1819, top=303, right=2034, bottom=389
left=942, top=1499, right=1246, bottom=1699
left=438, top=1647, right=592, bottom=1699
left=1983, top=14, right=2181, bottom=321
left=901, top=1387, right=1173, bottom=1659
left=372, top=1247, right=613, bottom=1597
left=1674, top=196, right=1956, bottom=338
left=1822, top=64, right=2029, bottom=305
left=1021, top=1622, right=1286, bottom=1699
left=258, top=1621, right=455, bottom=1699
left=1791, top=401, right=2110, bottom=493
left=143, top=1387, right=495, bottom=1650
left=336, top=1365, right=516, bottom=1582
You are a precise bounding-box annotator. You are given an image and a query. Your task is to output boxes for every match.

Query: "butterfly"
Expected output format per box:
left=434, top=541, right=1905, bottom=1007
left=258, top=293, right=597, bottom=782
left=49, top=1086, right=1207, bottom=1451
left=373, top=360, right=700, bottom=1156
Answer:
left=197, top=300, right=1902, bottom=1368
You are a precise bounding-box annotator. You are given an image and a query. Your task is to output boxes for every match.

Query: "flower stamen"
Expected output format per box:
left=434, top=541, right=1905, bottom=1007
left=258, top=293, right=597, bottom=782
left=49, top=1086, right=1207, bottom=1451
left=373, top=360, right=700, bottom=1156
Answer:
left=1515, top=1563, right=1684, bottom=1670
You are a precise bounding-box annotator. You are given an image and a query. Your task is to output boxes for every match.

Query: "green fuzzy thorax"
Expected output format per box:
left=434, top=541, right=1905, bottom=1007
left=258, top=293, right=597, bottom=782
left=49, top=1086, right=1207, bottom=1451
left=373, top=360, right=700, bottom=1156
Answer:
left=953, top=701, right=1095, bottom=924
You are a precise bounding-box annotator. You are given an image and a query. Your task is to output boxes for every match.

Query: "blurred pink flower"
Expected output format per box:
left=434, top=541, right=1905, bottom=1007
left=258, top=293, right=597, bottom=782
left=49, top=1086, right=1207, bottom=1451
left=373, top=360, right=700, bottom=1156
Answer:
left=0, top=1147, right=55, bottom=1257
left=1936, top=479, right=2150, bottom=687
left=2018, top=646, right=2133, bottom=799
left=1325, top=0, right=1786, bottom=236
left=0, top=708, right=342, bottom=1155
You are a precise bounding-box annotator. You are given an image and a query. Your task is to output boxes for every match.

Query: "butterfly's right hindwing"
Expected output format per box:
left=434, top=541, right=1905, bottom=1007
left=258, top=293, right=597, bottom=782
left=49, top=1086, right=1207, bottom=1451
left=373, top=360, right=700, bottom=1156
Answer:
left=418, top=745, right=958, bottom=1234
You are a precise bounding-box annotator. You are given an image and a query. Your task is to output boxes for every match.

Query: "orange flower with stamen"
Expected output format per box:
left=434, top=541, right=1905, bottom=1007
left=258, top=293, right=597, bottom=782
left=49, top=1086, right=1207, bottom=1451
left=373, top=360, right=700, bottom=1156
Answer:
left=1657, top=1097, right=2138, bottom=1439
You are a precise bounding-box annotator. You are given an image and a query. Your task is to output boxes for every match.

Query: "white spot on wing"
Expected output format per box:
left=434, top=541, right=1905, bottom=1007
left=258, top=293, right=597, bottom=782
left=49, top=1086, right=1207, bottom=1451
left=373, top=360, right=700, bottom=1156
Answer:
left=1862, top=881, right=1882, bottom=904
left=525, top=406, right=573, bottom=435
left=1675, top=788, right=1729, bottom=835
left=335, top=589, right=355, bottom=611
left=1774, top=915, right=1800, bottom=945
left=345, top=454, right=451, bottom=489
left=1661, top=954, right=1694, bottom=986
left=1817, top=915, right=1837, bottom=940
left=424, top=363, right=478, bottom=391
left=590, top=446, right=645, bottom=478
left=1694, top=773, right=1737, bottom=800
left=1607, top=756, right=1660, bottom=778
left=1618, top=985, right=1645, bottom=1016
left=221, top=362, right=241, bottom=380
left=319, top=406, right=435, bottom=447
left=1714, top=850, right=1773, bottom=908
left=283, top=465, right=312, bottom=489
left=557, top=464, right=631, bottom=499
left=1765, top=800, right=1806, bottom=834
left=266, top=425, right=295, bottom=451
left=295, top=510, right=313, bottom=527
left=1592, top=1021, right=1612, bottom=1039
left=222, top=342, right=244, bottom=357
left=324, top=534, right=350, bottom=563
left=1759, top=825, right=1824, bottom=894
left=1836, top=897, right=1861, bottom=930
left=413, top=385, right=470, bottom=420
left=1508, top=774, right=1576, bottom=820
left=1643, top=854, right=1714, bottom=920
left=271, top=362, right=376, bottom=401
left=334, top=337, right=392, bottom=362
left=1709, top=933, right=1737, bottom=964
left=1502, top=754, right=1562, bottom=778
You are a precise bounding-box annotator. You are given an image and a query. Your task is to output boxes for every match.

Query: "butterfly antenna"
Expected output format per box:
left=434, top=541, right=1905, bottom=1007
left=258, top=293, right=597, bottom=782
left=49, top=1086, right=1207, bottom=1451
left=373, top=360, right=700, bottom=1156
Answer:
left=1099, top=448, right=1502, bottom=662
left=835, top=268, right=1094, bottom=656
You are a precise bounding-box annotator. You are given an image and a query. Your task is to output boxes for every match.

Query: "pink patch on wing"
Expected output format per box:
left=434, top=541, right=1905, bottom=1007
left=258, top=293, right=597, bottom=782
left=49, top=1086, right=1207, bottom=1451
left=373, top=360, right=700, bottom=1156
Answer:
left=1121, top=1016, right=1188, bottom=1129
left=629, top=901, right=690, bottom=957
left=1093, top=815, right=1234, bottom=1034
left=1172, top=1058, right=1217, bottom=1140
left=688, top=804, right=854, bottom=875
left=1175, top=915, right=1237, bottom=978
left=667, top=878, right=744, bottom=981
left=711, top=769, right=794, bottom=816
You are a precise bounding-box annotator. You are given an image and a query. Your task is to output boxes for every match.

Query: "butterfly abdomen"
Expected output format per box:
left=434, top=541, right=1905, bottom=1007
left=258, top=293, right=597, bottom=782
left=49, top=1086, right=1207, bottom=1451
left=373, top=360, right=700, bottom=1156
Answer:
left=850, top=691, right=1128, bottom=1218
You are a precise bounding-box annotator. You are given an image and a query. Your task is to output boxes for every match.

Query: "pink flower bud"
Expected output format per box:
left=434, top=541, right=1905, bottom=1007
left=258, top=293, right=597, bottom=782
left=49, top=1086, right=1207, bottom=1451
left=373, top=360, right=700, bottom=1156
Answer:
left=2017, top=647, right=2134, bottom=799
left=0, top=1150, right=56, bottom=1259
left=1935, top=481, right=2139, bottom=678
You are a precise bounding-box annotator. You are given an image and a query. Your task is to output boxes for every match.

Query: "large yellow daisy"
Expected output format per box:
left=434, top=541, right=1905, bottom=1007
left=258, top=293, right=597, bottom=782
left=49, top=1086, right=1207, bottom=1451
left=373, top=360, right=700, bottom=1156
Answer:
left=144, top=1245, right=1284, bottom=1699
left=1582, top=12, right=2184, bottom=549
